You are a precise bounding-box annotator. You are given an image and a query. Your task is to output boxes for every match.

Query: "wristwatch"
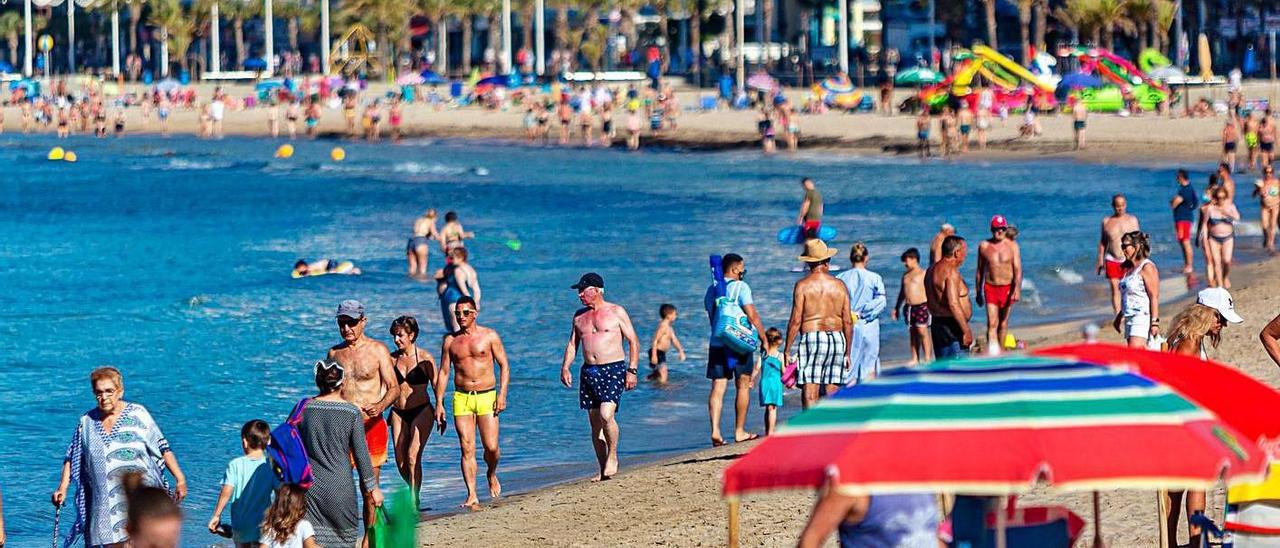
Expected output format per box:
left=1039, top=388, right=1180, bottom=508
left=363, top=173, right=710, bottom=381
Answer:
left=626, top=368, right=639, bottom=375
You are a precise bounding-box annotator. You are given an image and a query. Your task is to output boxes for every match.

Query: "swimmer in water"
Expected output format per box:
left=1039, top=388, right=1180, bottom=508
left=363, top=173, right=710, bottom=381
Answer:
left=292, top=259, right=362, bottom=278
left=440, top=211, right=474, bottom=254
left=407, top=209, right=442, bottom=278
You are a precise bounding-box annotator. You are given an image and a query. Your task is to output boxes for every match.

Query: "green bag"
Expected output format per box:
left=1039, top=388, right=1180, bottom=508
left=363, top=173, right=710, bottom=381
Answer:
left=366, top=487, right=419, bottom=548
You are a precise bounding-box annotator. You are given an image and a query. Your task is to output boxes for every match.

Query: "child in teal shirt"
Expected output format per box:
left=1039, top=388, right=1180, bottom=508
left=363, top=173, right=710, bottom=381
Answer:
left=759, top=327, right=785, bottom=435
left=208, top=420, right=278, bottom=547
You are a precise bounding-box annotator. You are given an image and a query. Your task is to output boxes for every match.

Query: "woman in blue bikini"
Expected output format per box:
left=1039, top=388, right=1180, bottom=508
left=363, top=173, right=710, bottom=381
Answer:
left=1199, top=186, right=1241, bottom=288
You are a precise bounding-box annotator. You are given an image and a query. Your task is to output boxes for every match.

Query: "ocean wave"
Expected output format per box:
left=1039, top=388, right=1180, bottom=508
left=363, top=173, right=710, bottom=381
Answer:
left=160, top=158, right=237, bottom=170
left=391, top=161, right=470, bottom=176
left=1052, top=267, right=1084, bottom=285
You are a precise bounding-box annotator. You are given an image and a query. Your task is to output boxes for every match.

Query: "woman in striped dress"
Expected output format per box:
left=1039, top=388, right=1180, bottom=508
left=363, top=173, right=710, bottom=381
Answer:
left=300, top=360, right=384, bottom=546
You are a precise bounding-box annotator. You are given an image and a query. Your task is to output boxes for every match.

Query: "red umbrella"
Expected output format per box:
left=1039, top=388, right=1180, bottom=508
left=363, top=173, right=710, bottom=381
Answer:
left=1033, top=343, right=1280, bottom=445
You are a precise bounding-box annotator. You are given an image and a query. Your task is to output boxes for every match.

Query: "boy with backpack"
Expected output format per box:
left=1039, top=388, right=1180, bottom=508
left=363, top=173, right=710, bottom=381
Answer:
left=208, top=420, right=279, bottom=547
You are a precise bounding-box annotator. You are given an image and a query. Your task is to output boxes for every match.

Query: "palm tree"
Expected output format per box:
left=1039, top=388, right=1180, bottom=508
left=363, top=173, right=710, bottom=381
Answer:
left=460, top=0, right=475, bottom=71
left=1089, top=0, right=1134, bottom=50
left=1153, top=0, right=1176, bottom=52
left=0, top=12, right=22, bottom=67
left=274, top=0, right=312, bottom=53
left=667, top=0, right=701, bottom=83
left=576, top=21, right=606, bottom=71
left=1016, top=0, right=1032, bottom=63
left=1033, top=0, right=1048, bottom=54
left=1125, top=0, right=1156, bottom=48
left=550, top=0, right=569, bottom=58
left=1054, top=0, right=1094, bottom=44
left=417, top=0, right=453, bottom=73
left=152, top=0, right=198, bottom=73
left=981, top=0, right=998, bottom=49
left=220, top=0, right=261, bottom=67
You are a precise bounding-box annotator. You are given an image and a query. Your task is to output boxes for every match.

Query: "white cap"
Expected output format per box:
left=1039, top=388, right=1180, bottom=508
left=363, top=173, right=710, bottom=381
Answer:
left=1196, top=287, right=1244, bottom=324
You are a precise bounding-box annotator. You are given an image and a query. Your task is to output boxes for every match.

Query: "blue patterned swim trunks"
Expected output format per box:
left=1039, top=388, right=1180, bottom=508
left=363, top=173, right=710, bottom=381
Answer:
left=579, top=361, right=626, bottom=409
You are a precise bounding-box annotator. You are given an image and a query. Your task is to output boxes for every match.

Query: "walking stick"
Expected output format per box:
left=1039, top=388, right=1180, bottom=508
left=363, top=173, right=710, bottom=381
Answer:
left=52, top=504, right=61, bottom=548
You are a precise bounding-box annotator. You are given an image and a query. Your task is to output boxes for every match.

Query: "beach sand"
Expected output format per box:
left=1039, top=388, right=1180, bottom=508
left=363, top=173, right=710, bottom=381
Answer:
left=420, top=255, right=1280, bottom=547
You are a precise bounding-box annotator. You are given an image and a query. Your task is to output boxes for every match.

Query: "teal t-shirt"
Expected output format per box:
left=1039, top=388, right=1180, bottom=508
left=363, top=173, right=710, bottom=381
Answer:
left=222, top=455, right=278, bottom=542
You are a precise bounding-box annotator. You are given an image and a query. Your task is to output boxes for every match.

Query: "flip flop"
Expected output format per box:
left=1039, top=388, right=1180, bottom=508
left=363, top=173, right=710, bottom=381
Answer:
left=735, top=433, right=761, bottom=443
left=711, top=438, right=727, bottom=447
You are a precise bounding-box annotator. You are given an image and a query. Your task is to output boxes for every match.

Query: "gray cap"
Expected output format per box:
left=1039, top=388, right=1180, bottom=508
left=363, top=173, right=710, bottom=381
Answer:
left=336, top=299, right=365, bottom=319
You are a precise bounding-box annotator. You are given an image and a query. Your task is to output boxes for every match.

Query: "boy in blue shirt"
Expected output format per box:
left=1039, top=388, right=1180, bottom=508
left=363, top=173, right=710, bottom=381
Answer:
left=208, top=420, right=278, bottom=547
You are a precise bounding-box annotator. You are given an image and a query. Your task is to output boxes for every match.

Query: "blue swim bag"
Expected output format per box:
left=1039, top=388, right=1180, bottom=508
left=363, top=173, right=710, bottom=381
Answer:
left=266, top=397, right=314, bottom=488
left=714, top=282, right=759, bottom=354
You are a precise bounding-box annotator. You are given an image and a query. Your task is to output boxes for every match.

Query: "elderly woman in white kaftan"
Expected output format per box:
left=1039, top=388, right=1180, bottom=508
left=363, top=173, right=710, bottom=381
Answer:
left=52, top=367, right=186, bottom=547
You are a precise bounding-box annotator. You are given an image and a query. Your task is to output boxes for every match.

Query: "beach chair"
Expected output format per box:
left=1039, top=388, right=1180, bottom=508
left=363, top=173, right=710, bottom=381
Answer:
left=947, top=496, right=1084, bottom=548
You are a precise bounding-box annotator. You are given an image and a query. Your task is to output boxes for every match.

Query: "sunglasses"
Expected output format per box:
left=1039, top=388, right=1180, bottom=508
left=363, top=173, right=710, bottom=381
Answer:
left=454, top=308, right=476, bottom=317
left=337, top=316, right=363, bottom=327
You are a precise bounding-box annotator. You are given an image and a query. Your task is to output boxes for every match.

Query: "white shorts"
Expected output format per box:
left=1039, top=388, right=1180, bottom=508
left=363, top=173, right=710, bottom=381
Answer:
left=1123, top=314, right=1150, bottom=339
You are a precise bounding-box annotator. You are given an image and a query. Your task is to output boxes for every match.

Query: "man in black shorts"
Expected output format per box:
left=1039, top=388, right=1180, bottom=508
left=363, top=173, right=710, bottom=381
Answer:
left=703, top=254, right=768, bottom=446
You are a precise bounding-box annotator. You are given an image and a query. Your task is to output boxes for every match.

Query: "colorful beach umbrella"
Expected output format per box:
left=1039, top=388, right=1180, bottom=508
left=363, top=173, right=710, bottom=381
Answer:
left=476, top=75, right=509, bottom=87
left=746, top=70, right=780, bottom=93
left=395, top=72, right=425, bottom=86
left=895, top=67, right=944, bottom=86
left=419, top=70, right=447, bottom=84
left=820, top=73, right=856, bottom=94
left=722, top=355, right=1267, bottom=498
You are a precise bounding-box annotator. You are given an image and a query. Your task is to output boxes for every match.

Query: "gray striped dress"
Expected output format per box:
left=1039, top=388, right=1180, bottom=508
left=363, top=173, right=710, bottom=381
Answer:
left=298, top=398, right=377, bottom=547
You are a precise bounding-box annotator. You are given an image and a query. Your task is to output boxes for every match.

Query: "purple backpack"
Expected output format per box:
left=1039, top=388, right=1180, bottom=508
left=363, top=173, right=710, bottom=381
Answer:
left=266, top=398, right=314, bottom=488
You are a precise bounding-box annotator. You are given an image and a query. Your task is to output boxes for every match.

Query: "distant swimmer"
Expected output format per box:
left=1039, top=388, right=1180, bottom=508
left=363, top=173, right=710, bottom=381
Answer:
left=440, top=211, right=474, bottom=254
left=796, top=177, right=824, bottom=239
left=976, top=215, right=1022, bottom=355
left=1096, top=194, right=1140, bottom=314
left=292, top=259, right=361, bottom=278
left=406, top=209, right=442, bottom=278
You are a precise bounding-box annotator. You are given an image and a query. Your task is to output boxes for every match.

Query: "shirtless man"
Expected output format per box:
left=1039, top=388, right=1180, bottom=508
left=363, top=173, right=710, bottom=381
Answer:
left=1246, top=112, right=1262, bottom=171
left=916, top=110, right=931, bottom=159
left=436, top=296, right=510, bottom=508
left=976, top=215, right=1023, bottom=355
left=784, top=240, right=852, bottom=409
left=326, top=300, right=399, bottom=534
left=797, top=177, right=824, bottom=239
left=1096, top=194, right=1141, bottom=314
left=559, top=273, right=640, bottom=480
left=1223, top=118, right=1240, bottom=173
left=1072, top=100, right=1089, bottom=150
left=929, top=223, right=956, bottom=265
left=891, top=247, right=932, bottom=364
left=957, top=106, right=974, bottom=153
left=1218, top=162, right=1238, bottom=202
left=1261, top=111, right=1277, bottom=170
left=926, top=236, right=973, bottom=359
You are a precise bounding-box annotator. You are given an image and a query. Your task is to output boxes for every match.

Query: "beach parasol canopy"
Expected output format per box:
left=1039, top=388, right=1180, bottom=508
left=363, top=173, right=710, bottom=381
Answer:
left=1057, top=73, right=1105, bottom=90
left=395, top=72, right=425, bottom=86
left=476, top=75, right=509, bottom=87
left=155, top=78, right=181, bottom=93
left=820, top=73, right=856, bottom=94
left=722, top=355, right=1267, bottom=498
left=244, top=58, right=268, bottom=71
left=419, top=70, right=447, bottom=84
left=895, top=67, right=945, bottom=86
left=746, top=70, right=780, bottom=93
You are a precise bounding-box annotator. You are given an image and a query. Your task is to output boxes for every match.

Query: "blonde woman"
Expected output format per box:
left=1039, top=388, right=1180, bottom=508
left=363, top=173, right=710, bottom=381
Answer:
left=1161, top=287, right=1244, bottom=546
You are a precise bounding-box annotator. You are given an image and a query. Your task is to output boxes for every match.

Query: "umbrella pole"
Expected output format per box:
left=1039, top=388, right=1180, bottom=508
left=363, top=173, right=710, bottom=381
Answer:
left=1092, top=491, right=1104, bottom=548
left=995, top=496, right=1007, bottom=548
left=727, top=499, right=740, bottom=548
left=1157, top=490, right=1170, bottom=548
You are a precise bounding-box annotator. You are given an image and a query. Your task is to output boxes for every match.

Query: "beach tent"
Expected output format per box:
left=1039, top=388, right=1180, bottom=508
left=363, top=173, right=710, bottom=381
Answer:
left=721, top=351, right=1269, bottom=547
left=895, top=67, right=944, bottom=86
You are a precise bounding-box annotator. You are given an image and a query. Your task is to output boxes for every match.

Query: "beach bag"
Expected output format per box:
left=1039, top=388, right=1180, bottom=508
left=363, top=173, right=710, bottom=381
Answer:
left=266, top=398, right=314, bottom=488
left=714, top=282, right=759, bottom=354
left=366, top=507, right=391, bottom=548
left=782, top=359, right=799, bottom=389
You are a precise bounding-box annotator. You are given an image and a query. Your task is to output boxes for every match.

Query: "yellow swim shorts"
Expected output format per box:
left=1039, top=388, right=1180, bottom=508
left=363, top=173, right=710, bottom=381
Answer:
left=453, top=389, right=496, bottom=417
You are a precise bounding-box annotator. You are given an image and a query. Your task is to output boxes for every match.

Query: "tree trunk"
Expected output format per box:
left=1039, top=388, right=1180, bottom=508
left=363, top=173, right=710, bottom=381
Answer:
left=487, top=13, right=500, bottom=70
left=555, top=4, right=567, bottom=53
left=984, top=0, right=998, bottom=49
left=234, top=18, right=245, bottom=66
left=129, top=3, right=142, bottom=54
left=1033, top=0, right=1046, bottom=52
left=434, top=14, right=448, bottom=74
left=690, top=4, right=701, bottom=84
left=1103, top=24, right=1113, bottom=50
left=461, top=14, right=472, bottom=71
left=658, top=13, right=670, bottom=70
left=8, top=35, right=17, bottom=67
left=288, top=18, right=298, bottom=51
left=1019, top=11, right=1030, bottom=64
left=522, top=0, right=533, bottom=52
left=762, top=0, right=773, bottom=68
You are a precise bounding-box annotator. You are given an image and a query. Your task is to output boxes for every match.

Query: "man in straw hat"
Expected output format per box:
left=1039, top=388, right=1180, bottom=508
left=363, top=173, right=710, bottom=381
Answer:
left=784, top=239, right=853, bottom=409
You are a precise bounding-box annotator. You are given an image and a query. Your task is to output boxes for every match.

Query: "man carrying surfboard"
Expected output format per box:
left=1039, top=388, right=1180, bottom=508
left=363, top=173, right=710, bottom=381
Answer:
left=796, top=178, right=824, bottom=239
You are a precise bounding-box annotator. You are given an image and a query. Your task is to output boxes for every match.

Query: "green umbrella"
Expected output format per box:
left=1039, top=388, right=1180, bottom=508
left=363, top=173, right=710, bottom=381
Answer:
left=895, top=67, right=945, bottom=86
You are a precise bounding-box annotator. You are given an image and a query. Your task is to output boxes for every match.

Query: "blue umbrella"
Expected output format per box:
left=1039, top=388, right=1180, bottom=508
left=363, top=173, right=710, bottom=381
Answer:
left=476, top=75, right=509, bottom=87
left=0, top=60, right=14, bottom=73
left=420, top=69, right=446, bottom=84
left=244, top=58, right=268, bottom=71
left=1058, top=73, right=1104, bottom=90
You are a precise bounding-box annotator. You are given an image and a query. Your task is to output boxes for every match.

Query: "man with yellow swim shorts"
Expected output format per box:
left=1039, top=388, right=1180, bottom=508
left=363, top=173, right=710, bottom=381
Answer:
left=437, top=296, right=510, bottom=509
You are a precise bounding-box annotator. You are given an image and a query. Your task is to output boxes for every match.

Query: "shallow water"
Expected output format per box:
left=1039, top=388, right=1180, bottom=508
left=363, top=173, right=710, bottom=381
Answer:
left=0, top=135, right=1261, bottom=545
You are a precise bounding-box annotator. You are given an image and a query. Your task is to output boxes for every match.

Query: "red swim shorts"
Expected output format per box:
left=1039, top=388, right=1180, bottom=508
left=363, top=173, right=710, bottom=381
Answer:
left=1104, top=259, right=1124, bottom=280
left=983, top=283, right=1014, bottom=309
left=802, top=220, right=822, bottom=239
left=364, top=416, right=389, bottom=467
left=1175, top=220, right=1192, bottom=242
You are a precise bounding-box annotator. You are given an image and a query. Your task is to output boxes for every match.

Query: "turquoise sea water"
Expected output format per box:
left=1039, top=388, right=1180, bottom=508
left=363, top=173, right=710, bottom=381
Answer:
left=0, top=135, right=1260, bottom=545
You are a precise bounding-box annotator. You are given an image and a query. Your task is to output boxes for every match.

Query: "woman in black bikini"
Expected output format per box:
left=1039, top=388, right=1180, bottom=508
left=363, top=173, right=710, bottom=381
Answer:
left=387, top=316, right=440, bottom=501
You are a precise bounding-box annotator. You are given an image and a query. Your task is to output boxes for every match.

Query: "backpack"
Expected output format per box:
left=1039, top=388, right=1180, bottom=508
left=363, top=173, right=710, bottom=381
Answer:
left=266, top=397, right=314, bottom=488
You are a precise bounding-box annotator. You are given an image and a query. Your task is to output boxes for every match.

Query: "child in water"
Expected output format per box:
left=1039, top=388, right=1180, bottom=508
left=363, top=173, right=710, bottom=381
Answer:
left=759, top=328, right=785, bottom=435
left=647, top=304, right=686, bottom=384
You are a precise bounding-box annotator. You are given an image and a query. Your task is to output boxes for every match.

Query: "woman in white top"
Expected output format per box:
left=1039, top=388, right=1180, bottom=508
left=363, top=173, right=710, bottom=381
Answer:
left=1114, top=231, right=1160, bottom=347
left=260, top=484, right=317, bottom=548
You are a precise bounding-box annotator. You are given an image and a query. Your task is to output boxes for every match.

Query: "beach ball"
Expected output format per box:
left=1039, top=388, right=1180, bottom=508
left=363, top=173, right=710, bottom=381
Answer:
left=330, top=147, right=346, bottom=162
left=47, top=147, right=65, bottom=161
left=64, top=151, right=77, bottom=163
left=275, top=144, right=294, bottom=159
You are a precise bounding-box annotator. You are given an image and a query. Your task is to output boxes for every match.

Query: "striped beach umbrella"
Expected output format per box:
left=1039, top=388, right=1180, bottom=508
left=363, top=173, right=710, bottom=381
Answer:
left=722, top=355, right=1267, bottom=499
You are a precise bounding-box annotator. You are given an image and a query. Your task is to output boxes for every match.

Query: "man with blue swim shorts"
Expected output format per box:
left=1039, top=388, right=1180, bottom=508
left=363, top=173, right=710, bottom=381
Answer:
left=560, top=272, right=640, bottom=481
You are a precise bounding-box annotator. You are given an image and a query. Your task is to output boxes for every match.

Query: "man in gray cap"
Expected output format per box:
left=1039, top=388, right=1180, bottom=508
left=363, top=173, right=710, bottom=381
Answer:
left=560, top=273, right=640, bottom=481
left=326, top=299, right=398, bottom=531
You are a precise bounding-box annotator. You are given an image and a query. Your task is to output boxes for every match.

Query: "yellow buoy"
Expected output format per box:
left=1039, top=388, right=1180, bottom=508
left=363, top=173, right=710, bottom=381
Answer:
left=64, top=151, right=78, bottom=163
left=47, top=147, right=65, bottom=161
left=330, top=147, right=346, bottom=162
left=275, top=144, right=294, bottom=159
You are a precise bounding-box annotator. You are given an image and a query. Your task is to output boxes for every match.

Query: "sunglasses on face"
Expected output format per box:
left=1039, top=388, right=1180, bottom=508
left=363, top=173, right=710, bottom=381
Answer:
left=454, top=308, right=476, bottom=317
left=337, top=316, right=362, bottom=327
